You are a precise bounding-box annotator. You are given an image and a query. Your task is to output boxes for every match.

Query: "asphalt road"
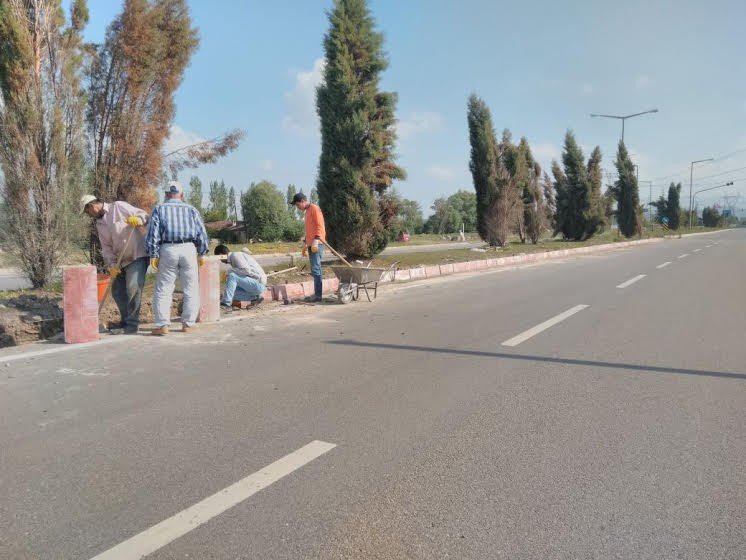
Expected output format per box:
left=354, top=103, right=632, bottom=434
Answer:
left=1, top=230, right=744, bottom=559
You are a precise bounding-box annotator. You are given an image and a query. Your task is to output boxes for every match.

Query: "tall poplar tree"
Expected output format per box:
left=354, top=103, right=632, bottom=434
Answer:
left=0, top=0, right=89, bottom=287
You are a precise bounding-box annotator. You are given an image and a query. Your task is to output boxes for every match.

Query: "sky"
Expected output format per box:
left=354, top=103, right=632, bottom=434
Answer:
left=82, top=0, right=746, bottom=215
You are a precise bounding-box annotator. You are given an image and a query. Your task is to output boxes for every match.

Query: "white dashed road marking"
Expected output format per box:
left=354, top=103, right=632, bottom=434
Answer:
left=617, top=275, right=646, bottom=289
left=656, top=262, right=672, bottom=269
left=502, top=305, right=589, bottom=347
left=678, top=254, right=690, bottom=259
left=90, top=440, right=337, bottom=560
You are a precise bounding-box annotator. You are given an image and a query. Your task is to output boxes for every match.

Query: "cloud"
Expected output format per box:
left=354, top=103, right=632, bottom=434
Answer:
left=532, top=143, right=561, bottom=165
left=163, top=125, right=206, bottom=155
left=282, top=58, right=326, bottom=137
left=397, top=111, right=444, bottom=139
left=635, top=75, right=651, bottom=89
left=259, top=159, right=274, bottom=171
left=579, top=82, right=594, bottom=96
left=426, top=165, right=455, bottom=181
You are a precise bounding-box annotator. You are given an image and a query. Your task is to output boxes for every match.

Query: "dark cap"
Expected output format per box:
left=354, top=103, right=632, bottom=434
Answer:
left=291, top=192, right=307, bottom=205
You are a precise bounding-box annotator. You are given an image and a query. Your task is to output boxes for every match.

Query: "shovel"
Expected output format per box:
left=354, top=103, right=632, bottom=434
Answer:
left=98, top=226, right=136, bottom=327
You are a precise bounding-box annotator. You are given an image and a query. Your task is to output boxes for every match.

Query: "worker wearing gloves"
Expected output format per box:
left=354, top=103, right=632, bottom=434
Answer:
left=80, top=194, right=149, bottom=335
left=291, top=192, right=326, bottom=302
left=214, top=244, right=267, bottom=311
left=145, top=181, right=209, bottom=336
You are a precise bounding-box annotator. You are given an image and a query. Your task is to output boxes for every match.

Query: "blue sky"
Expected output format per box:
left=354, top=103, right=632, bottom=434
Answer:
left=83, top=0, right=746, bottom=214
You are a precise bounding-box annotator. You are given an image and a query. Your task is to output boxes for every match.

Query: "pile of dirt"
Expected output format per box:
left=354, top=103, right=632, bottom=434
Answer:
left=0, top=293, right=64, bottom=347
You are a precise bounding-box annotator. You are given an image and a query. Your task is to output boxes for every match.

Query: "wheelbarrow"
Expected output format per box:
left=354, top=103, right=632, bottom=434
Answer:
left=331, top=263, right=397, bottom=304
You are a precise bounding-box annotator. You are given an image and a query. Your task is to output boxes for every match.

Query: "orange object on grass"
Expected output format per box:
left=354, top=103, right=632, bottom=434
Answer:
left=96, top=274, right=110, bottom=303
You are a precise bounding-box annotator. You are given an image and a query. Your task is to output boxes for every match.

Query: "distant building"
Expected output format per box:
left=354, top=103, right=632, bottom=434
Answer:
left=204, top=220, right=247, bottom=244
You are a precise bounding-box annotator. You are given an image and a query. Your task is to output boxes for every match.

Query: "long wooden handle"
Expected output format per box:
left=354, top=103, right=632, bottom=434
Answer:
left=266, top=266, right=297, bottom=278
left=321, top=240, right=353, bottom=268
left=98, top=227, right=136, bottom=314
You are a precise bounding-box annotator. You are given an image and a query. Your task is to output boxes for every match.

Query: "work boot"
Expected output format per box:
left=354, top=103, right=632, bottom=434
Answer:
left=252, top=296, right=264, bottom=306
left=220, top=303, right=234, bottom=314
left=182, top=323, right=196, bottom=333
left=151, top=326, right=169, bottom=336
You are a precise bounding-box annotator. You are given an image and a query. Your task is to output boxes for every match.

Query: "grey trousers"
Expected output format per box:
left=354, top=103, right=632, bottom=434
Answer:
left=111, top=256, right=149, bottom=330
left=154, top=243, right=200, bottom=327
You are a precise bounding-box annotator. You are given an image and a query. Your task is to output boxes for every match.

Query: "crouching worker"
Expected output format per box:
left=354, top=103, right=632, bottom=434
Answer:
left=214, top=244, right=267, bottom=311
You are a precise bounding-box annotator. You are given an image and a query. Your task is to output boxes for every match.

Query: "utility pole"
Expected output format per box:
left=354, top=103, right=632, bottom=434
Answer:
left=688, top=158, right=714, bottom=229
left=640, top=180, right=653, bottom=230
left=590, top=109, right=659, bottom=143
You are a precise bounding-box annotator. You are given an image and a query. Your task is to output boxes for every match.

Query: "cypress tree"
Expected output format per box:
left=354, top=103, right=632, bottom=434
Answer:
left=666, top=182, right=682, bottom=230
left=316, top=0, right=405, bottom=258
left=554, top=131, right=596, bottom=240
left=586, top=146, right=606, bottom=235
left=614, top=141, right=642, bottom=238
left=467, top=95, right=499, bottom=243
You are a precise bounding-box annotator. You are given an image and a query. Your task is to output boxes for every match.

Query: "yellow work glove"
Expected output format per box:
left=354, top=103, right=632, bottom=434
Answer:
left=125, top=216, right=144, bottom=227
left=198, top=256, right=205, bottom=268
left=311, top=239, right=320, bottom=253
left=150, top=258, right=159, bottom=271
left=109, top=267, right=120, bottom=279
left=302, top=247, right=308, bottom=257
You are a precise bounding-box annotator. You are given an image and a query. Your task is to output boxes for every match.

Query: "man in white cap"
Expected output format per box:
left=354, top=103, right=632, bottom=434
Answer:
left=81, top=194, right=149, bottom=334
left=145, top=181, right=209, bottom=336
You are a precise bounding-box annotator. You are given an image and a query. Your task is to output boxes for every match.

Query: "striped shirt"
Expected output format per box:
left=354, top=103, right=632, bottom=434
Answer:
left=145, top=199, right=209, bottom=258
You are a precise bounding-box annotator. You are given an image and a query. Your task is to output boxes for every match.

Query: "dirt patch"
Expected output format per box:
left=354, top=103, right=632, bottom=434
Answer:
left=97, top=282, right=181, bottom=329
left=0, top=293, right=64, bottom=347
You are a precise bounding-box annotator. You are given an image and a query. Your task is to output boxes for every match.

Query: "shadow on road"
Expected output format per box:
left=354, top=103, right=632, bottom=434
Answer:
left=327, top=339, right=745, bottom=381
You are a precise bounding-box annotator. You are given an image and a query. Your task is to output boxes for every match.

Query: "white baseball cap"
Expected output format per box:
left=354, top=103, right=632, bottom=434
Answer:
left=80, top=194, right=97, bottom=214
left=165, top=181, right=183, bottom=195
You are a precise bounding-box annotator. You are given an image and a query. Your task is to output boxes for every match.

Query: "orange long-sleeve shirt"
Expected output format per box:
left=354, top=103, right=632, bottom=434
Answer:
left=304, top=203, right=326, bottom=245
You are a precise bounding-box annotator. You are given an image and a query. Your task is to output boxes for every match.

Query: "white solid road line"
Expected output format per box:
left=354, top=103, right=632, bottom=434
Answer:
left=656, top=262, right=672, bottom=269
left=678, top=254, right=690, bottom=259
left=501, top=305, right=589, bottom=347
left=89, top=440, right=337, bottom=560
left=616, top=274, right=646, bottom=289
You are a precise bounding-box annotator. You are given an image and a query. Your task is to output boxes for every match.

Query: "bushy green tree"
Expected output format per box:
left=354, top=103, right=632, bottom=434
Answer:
left=205, top=179, right=228, bottom=222
left=509, top=138, right=547, bottom=244
left=187, top=176, right=204, bottom=214
left=614, top=141, right=642, bottom=238
left=702, top=206, right=724, bottom=228
left=467, top=95, right=517, bottom=246
left=667, top=182, right=682, bottom=230
left=423, top=190, right=478, bottom=234
left=316, top=0, right=405, bottom=258
left=586, top=146, right=606, bottom=232
left=553, top=132, right=603, bottom=241
left=241, top=181, right=289, bottom=242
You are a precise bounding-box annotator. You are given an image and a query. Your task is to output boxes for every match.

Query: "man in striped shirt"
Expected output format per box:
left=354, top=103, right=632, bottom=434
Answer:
left=145, top=181, right=210, bottom=336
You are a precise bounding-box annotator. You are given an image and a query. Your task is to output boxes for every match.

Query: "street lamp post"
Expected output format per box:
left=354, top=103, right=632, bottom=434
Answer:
left=691, top=182, right=734, bottom=226
left=639, top=180, right=653, bottom=230
left=589, top=109, right=659, bottom=143
left=688, top=158, right=714, bottom=229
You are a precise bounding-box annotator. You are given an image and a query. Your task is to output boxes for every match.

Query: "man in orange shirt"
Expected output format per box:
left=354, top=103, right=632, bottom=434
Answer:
left=291, top=192, right=326, bottom=302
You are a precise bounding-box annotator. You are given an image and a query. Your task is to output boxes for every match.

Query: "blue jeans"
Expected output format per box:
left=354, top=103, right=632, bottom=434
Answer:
left=309, top=244, right=324, bottom=298
left=111, top=256, right=149, bottom=330
left=222, top=272, right=265, bottom=305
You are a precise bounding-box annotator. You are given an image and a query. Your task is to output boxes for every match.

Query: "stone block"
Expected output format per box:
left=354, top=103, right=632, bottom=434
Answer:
left=198, top=258, right=220, bottom=323
left=63, top=265, right=98, bottom=344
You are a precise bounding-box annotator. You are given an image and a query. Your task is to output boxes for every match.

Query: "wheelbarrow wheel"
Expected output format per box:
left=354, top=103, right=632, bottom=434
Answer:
left=337, top=284, right=354, bottom=304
